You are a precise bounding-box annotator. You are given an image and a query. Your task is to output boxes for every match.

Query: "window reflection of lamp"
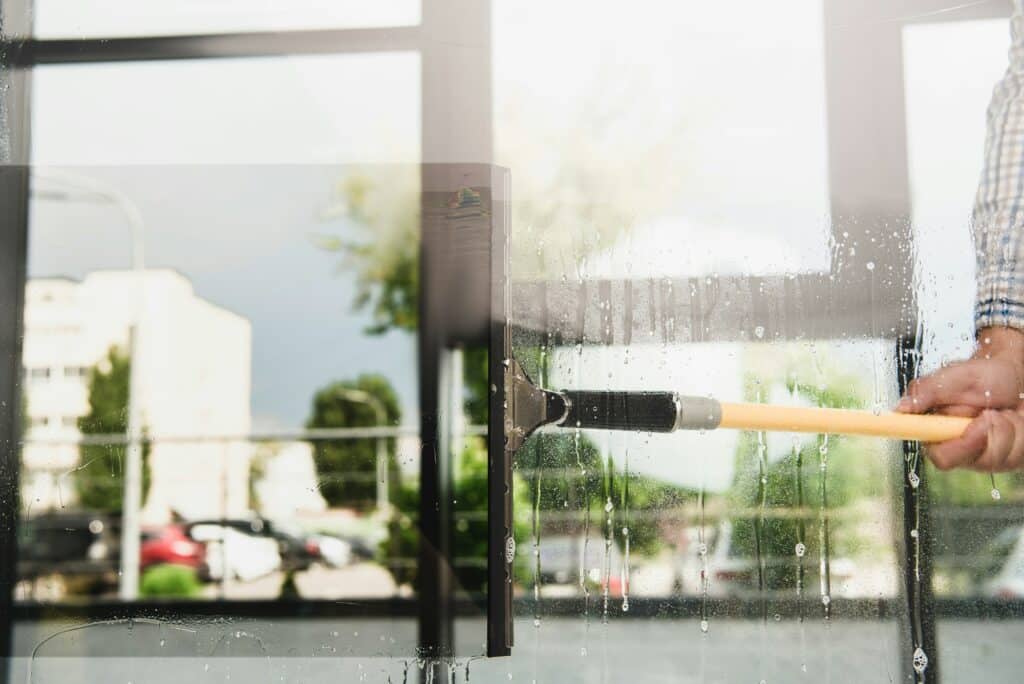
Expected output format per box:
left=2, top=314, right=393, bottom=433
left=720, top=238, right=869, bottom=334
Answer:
left=31, top=171, right=147, bottom=601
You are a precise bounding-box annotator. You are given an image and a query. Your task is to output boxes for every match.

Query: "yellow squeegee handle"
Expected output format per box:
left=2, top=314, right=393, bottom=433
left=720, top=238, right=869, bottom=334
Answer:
left=717, top=402, right=971, bottom=443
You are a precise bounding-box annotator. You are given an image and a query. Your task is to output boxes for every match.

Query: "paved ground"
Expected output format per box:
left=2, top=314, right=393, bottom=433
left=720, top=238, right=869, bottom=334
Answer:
left=199, top=562, right=398, bottom=601
left=9, top=617, right=1024, bottom=682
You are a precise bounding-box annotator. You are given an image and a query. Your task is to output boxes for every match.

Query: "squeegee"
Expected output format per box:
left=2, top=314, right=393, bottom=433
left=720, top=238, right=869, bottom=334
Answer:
left=504, top=359, right=969, bottom=452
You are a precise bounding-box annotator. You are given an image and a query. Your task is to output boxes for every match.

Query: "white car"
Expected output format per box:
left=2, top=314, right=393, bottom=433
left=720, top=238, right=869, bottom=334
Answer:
left=189, top=524, right=281, bottom=582
left=310, top=534, right=354, bottom=568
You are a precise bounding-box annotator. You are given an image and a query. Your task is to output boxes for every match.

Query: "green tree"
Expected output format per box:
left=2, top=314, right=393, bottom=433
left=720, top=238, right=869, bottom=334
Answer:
left=306, top=374, right=402, bottom=509
left=75, top=346, right=149, bottom=512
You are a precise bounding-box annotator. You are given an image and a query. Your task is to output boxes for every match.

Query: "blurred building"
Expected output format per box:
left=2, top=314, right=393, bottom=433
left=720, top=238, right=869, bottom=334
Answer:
left=21, top=269, right=252, bottom=523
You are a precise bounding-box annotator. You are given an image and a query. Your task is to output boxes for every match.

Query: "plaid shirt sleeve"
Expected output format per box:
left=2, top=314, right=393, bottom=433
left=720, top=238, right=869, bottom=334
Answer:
left=975, top=0, right=1024, bottom=331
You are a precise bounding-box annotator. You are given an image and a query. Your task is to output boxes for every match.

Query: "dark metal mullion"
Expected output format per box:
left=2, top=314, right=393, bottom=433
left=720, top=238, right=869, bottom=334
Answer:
left=897, top=337, right=939, bottom=683
left=0, top=64, right=31, bottom=684
left=1, top=25, right=420, bottom=66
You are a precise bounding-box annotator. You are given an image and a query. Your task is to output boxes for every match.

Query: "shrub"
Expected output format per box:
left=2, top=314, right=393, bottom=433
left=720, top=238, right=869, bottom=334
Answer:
left=139, top=564, right=201, bottom=598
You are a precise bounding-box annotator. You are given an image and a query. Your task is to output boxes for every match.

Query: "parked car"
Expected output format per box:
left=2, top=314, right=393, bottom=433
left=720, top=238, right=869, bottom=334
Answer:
left=308, top=534, right=354, bottom=568
left=17, top=511, right=120, bottom=597
left=186, top=517, right=319, bottom=572
left=536, top=534, right=623, bottom=591
left=140, top=524, right=207, bottom=577
left=185, top=523, right=281, bottom=582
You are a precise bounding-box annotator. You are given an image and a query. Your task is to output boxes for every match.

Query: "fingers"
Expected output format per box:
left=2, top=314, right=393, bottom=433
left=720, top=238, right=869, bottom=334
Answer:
left=973, top=410, right=1024, bottom=472
left=928, top=409, right=1024, bottom=472
left=927, top=414, right=988, bottom=471
left=898, top=359, right=1022, bottom=415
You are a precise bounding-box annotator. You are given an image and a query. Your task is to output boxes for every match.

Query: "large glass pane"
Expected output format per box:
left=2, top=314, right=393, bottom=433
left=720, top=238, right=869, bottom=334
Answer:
left=31, top=0, right=420, bottom=39
left=31, top=54, right=420, bottom=165
left=493, top=0, right=832, bottom=282
left=9, top=45, right=489, bottom=666
left=904, top=17, right=1024, bottom=682
left=477, top=0, right=914, bottom=681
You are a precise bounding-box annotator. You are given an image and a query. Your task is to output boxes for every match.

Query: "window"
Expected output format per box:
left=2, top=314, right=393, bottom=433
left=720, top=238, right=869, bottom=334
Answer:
left=26, top=368, right=50, bottom=382
left=2, top=0, right=1020, bottom=681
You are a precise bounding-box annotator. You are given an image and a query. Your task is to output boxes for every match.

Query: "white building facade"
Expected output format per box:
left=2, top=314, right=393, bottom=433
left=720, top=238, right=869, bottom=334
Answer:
left=21, top=269, right=252, bottom=523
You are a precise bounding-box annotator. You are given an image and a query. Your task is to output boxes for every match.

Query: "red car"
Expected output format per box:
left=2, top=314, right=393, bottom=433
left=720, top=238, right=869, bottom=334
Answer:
left=140, top=525, right=207, bottom=575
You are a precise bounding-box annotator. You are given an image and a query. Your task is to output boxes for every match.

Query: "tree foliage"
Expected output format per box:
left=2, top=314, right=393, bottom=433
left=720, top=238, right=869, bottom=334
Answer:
left=313, top=166, right=420, bottom=335
left=75, top=346, right=149, bottom=512
left=306, top=374, right=402, bottom=509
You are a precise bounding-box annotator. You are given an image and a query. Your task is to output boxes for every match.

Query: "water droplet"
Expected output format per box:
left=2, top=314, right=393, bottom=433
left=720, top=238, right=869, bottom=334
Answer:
left=866, top=261, right=875, bottom=271
left=533, top=618, right=541, bottom=628
left=700, top=620, right=709, bottom=633
left=910, top=529, right=918, bottom=539
left=912, top=647, right=929, bottom=674
left=698, top=543, right=708, bottom=556
left=821, top=594, right=831, bottom=607
left=604, top=500, right=614, bottom=513
left=795, top=542, right=806, bottom=558
left=754, top=325, right=765, bottom=339
left=773, top=613, right=781, bottom=622
left=908, top=472, right=920, bottom=489
left=581, top=647, right=588, bottom=656
left=992, top=488, right=1002, bottom=501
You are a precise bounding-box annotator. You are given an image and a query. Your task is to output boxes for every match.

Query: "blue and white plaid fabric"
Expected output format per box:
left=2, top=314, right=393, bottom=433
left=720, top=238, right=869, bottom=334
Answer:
left=976, top=1, right=1024, bottom=330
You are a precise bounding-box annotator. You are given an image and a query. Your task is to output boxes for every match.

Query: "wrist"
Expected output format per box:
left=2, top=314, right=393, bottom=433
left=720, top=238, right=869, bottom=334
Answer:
left=976, top=326, right=1024, bottom=364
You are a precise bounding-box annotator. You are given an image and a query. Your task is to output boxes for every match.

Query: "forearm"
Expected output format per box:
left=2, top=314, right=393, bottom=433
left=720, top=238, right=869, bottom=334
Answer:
left=975, top=2, right=1024, bottom=331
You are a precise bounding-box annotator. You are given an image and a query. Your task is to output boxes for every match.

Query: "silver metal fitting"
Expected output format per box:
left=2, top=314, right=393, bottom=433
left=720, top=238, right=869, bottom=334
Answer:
left=673, top=395, right=722, bottom=431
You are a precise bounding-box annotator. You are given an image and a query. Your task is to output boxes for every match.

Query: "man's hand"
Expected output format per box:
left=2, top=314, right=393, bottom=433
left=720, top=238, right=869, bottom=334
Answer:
left=897, top=327, right=1024, bottom=472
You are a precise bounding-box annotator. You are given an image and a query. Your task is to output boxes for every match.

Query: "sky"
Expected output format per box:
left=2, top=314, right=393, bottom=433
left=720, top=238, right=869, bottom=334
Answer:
left=22, top=3, right=1013, bottom=488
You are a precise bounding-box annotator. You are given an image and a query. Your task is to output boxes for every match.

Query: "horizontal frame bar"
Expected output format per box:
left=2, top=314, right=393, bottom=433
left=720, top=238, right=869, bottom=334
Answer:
left=1, top=26, right=420, bottom=67
left=14, top=596, right=1024, bottom=625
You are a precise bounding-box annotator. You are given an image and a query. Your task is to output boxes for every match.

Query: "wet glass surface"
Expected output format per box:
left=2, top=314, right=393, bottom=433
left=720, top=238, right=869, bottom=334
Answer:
left=5, top=0, right=1024, bottom=681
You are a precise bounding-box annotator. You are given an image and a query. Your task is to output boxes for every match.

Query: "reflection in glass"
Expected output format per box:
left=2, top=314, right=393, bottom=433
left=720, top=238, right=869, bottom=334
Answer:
left=17, top=165, right=421, bottom=609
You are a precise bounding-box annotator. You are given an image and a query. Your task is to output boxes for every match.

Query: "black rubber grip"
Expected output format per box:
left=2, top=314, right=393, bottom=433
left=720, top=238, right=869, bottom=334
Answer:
left=561, top=391, right=678, bottom=433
